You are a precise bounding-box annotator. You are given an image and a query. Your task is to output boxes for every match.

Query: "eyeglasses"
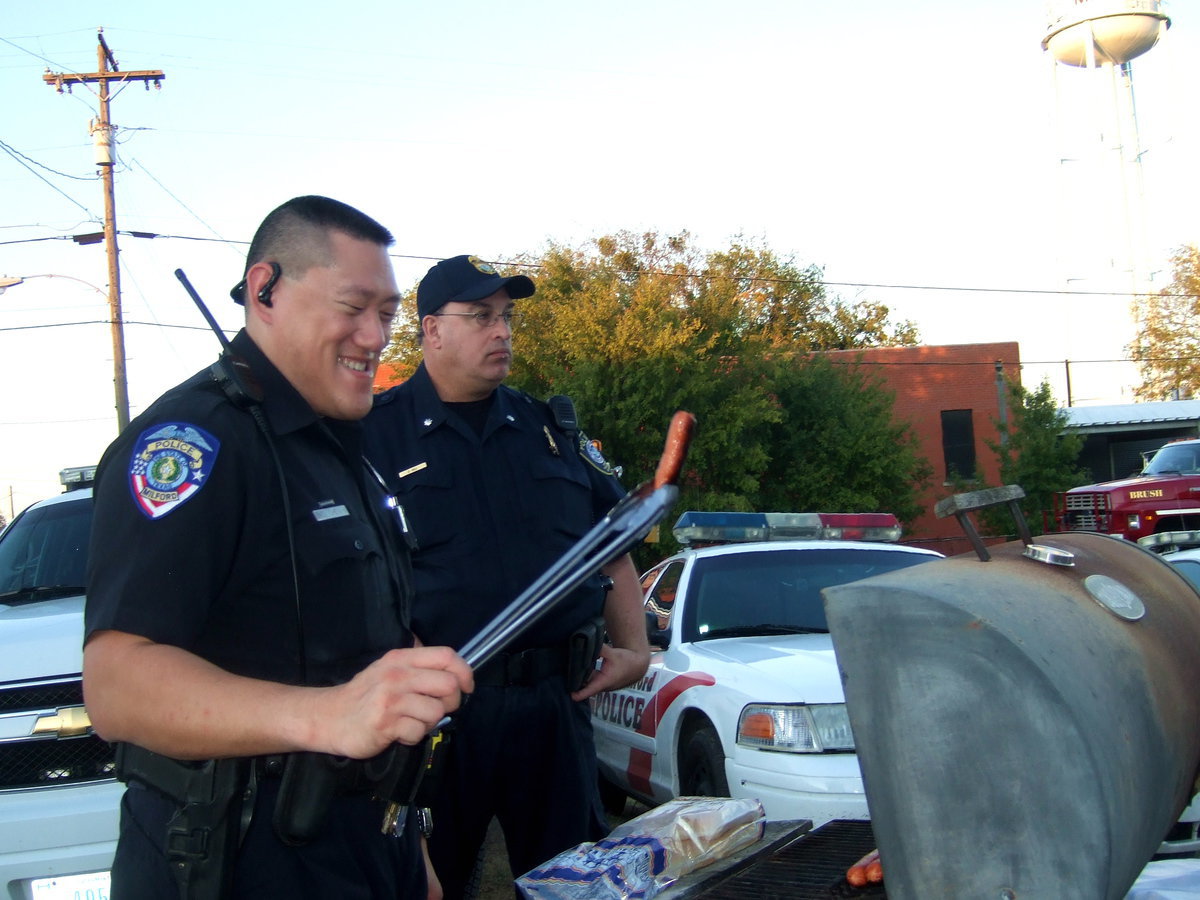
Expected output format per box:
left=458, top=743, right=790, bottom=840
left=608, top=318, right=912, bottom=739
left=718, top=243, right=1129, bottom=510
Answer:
left=434, top=309, right=522, bottom=329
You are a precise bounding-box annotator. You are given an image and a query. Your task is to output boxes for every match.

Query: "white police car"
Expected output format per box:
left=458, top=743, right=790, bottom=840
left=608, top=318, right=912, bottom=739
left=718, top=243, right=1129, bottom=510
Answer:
left=0, top=468, right=120, bottom=900
left=592, top=511, right=942, bottom=828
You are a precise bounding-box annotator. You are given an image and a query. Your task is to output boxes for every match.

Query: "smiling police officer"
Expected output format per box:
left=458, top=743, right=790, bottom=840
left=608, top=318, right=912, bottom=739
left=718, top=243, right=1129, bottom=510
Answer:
left=363, top=254, right=651, bottom=897
left=83, top=196, right=473, bottom=899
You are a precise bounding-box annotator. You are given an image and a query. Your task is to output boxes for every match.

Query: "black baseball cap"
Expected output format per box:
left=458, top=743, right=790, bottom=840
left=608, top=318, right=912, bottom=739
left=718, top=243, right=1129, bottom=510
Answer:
left=417, top=255, right=535, bottom=319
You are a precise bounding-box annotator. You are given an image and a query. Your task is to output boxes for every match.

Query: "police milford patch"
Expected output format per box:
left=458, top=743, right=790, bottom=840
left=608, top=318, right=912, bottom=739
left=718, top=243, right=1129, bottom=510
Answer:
left=577, top=431, right=615, bottom=476
left=128, top=423, right=220, bottom=519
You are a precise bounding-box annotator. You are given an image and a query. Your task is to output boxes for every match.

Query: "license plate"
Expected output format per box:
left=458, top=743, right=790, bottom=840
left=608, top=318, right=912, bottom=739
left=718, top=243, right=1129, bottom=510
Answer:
left=30, top=871, right=110, bottom=900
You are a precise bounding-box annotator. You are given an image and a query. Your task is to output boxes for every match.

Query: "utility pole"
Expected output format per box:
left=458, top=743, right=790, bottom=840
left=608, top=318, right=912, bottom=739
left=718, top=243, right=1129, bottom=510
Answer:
left=43, top=29, right=164, bottom=433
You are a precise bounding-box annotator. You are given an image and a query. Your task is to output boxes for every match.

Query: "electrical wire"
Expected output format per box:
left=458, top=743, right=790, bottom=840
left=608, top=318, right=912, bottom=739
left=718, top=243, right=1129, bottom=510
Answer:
left=0, top=143, right=96, bottom=217
left=0, top=138, right=97, bottom=181
left=131, top=158, right=241, bottom=250
left=0, top=319, right=230, bottom=334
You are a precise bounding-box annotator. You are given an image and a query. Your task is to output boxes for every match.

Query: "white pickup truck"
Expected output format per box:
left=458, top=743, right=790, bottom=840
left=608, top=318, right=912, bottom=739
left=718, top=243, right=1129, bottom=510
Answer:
left=0, top=469, right=118, bottom=900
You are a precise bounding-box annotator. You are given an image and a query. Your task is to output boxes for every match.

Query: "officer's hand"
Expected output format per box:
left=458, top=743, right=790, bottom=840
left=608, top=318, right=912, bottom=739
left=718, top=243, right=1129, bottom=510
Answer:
left=570, top=644, right=651, bottom=702
left=320, top=646, right=473, bottom=759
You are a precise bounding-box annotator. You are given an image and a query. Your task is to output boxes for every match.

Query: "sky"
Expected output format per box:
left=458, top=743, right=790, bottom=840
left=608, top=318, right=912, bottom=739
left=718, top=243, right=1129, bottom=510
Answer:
left=2, top=1, right=1198, bottom=515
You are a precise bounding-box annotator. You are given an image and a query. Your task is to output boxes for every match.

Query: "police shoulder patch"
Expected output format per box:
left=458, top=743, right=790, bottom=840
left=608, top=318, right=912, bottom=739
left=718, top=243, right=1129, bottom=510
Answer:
left=128, top=422, right=220, bottom=519
left=577, top=431, right=615, bottom=476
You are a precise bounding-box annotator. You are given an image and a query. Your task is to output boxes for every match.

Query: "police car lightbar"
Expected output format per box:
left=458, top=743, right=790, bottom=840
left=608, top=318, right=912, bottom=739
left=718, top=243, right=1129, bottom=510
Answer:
left=1137, top=530, right=1200, bottom=553
left=673, top=511, right=902, bottom=546
left=458, top=411, right=696, bottom=672
left=59, top=465, right=97, bottom=490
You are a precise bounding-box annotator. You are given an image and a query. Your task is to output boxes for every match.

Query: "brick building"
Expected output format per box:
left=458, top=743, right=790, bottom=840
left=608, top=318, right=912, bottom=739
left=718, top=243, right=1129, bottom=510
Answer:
left=823, top=342, right=1022, bottom=555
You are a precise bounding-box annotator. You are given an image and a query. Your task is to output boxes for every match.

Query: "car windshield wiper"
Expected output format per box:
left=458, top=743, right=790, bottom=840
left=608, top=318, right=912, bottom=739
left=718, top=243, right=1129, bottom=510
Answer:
left=0, top=585, right=86, bottom=606
left=701, top=624, right=826, bottom=638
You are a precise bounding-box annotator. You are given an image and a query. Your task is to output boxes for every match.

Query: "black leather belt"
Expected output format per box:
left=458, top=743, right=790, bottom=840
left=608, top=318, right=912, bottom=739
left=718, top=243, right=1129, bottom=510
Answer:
left=255, top=753, right=387, bottom=796
left=474, top=646, right=568, bottom=687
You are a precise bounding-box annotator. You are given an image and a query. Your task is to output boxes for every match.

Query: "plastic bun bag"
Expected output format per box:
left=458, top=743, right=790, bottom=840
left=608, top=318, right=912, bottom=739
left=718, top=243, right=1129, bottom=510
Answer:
left=516, top=796, right=766, bottom=900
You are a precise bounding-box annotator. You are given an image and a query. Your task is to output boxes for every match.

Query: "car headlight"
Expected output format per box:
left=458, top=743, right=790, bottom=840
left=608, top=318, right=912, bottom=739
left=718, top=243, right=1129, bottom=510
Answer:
left=736, top=703, right=855, bottom=752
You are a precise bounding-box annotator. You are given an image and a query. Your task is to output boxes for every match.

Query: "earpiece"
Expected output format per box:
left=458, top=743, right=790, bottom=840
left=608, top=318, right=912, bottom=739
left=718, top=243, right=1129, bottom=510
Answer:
left=258, top=262, right=282, bottom=307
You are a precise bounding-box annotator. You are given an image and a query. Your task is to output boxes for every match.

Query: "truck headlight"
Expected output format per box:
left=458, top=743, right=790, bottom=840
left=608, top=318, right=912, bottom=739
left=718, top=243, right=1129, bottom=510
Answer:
left=736, top=703, right=855, bottom=752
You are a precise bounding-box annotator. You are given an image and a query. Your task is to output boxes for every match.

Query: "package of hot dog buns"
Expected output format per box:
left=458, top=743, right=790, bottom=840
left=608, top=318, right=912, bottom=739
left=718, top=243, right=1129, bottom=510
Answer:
left=516, top=796, right=765, bottom=899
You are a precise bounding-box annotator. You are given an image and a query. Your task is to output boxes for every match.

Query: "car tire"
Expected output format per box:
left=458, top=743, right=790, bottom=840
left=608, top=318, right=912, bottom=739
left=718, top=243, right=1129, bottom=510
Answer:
left=679, top=724, right=730, bottom=797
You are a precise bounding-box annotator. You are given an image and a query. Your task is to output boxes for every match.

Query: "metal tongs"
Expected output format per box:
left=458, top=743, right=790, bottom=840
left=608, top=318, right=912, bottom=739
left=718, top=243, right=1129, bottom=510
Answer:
left=457, top=410, right=697, bottom=670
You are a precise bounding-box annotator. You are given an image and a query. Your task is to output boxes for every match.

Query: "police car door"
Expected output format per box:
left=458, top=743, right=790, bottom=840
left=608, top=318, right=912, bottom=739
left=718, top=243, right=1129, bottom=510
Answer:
left=591, top=558, right=686, bottom=804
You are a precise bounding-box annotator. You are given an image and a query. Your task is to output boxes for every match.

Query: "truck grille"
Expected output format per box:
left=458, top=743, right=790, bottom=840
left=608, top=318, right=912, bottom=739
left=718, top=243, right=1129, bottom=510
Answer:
left=0, top=677, right=116, bottom=790
left=1061, top=492, right=1111, bottom=531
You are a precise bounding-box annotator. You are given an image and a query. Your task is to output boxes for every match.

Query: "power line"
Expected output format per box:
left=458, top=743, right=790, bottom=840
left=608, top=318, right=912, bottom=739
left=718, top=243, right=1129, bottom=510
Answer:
left=0, top=137, right=98, bottom=181
left=0, top=140, right=97, bottom=216
left=0, top=319, right=228, bottom=334
left=493, top=257, right=1200, bottom=301
left=4, top=225, right=1196, bottom=301
left=131, top=157, right=235, bottom=247
left=0, top=235, right=80, bottom=246
left=1, top=317, right=1193, bottom=370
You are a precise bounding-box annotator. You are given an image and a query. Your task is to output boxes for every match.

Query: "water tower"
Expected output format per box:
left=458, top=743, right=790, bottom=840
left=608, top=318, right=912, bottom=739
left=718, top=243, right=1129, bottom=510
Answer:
left=1041, top=0, right=1170, bottom=402
left=1043, top=0, right=1169, bottom=68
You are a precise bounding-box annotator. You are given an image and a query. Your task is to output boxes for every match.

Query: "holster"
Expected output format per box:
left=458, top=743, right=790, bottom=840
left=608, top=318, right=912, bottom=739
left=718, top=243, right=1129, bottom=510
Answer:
left=271, top=737, right=435, bottom=845
left=566, top=616, right=607, bottom=692
left=271, top=751, right=351, bottom=846
left=114, top=742, right=251, bottom=900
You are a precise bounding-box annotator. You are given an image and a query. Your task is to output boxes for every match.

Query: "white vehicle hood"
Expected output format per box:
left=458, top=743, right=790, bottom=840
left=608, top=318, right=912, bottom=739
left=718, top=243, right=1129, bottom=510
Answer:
left=683, top=633, right=846, bottom=703
left=0, top=594, right=86, bottom=682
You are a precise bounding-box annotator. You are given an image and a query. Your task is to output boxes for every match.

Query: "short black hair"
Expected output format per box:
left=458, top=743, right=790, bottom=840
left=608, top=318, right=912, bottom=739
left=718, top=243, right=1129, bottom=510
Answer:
left=243, top=195, right=394, bottom=278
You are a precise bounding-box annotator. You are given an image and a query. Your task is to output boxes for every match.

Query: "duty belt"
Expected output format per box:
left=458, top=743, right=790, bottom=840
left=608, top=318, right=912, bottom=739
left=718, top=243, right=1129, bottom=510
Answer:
left=474, top=646, right=568, bottom=687
left=256, top=752, right=390, bottom=796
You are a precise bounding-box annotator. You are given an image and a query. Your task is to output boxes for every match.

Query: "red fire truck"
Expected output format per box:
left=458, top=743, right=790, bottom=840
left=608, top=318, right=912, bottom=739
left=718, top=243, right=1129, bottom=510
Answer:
left=1052, top=438, right=1200, bottom=545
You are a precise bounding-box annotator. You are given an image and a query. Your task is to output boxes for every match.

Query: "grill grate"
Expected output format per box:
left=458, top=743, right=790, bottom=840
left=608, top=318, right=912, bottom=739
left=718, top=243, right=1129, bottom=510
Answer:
left=696, top=820, right=882, bottom=900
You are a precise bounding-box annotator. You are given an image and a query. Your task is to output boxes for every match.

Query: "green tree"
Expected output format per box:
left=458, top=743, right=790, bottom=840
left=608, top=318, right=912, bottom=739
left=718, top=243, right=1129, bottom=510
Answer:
left=975, top=379, right=1087, bottom=537
left=756, top=355, right=933, bottom=524
left=1129, top=245, right=1200, bottom=400
left=507, top=232, right=785, bottom=524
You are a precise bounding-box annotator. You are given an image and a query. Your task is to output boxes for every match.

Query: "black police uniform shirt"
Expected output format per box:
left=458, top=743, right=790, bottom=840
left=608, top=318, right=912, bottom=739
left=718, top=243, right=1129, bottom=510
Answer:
left=85, top=329, right=414, bottom=688
left=362, top=362, right=625, bottom=652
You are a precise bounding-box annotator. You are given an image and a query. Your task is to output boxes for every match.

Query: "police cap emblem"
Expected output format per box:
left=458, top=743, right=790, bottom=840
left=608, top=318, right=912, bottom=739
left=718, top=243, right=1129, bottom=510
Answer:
left=467, top=255, right=497, bottom=275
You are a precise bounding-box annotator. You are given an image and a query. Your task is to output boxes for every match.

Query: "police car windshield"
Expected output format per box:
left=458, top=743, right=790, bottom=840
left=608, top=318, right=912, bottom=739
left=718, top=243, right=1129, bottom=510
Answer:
left=682, top=547, right=935, bottom=643
left=0, top=496, right=92, bottom=605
